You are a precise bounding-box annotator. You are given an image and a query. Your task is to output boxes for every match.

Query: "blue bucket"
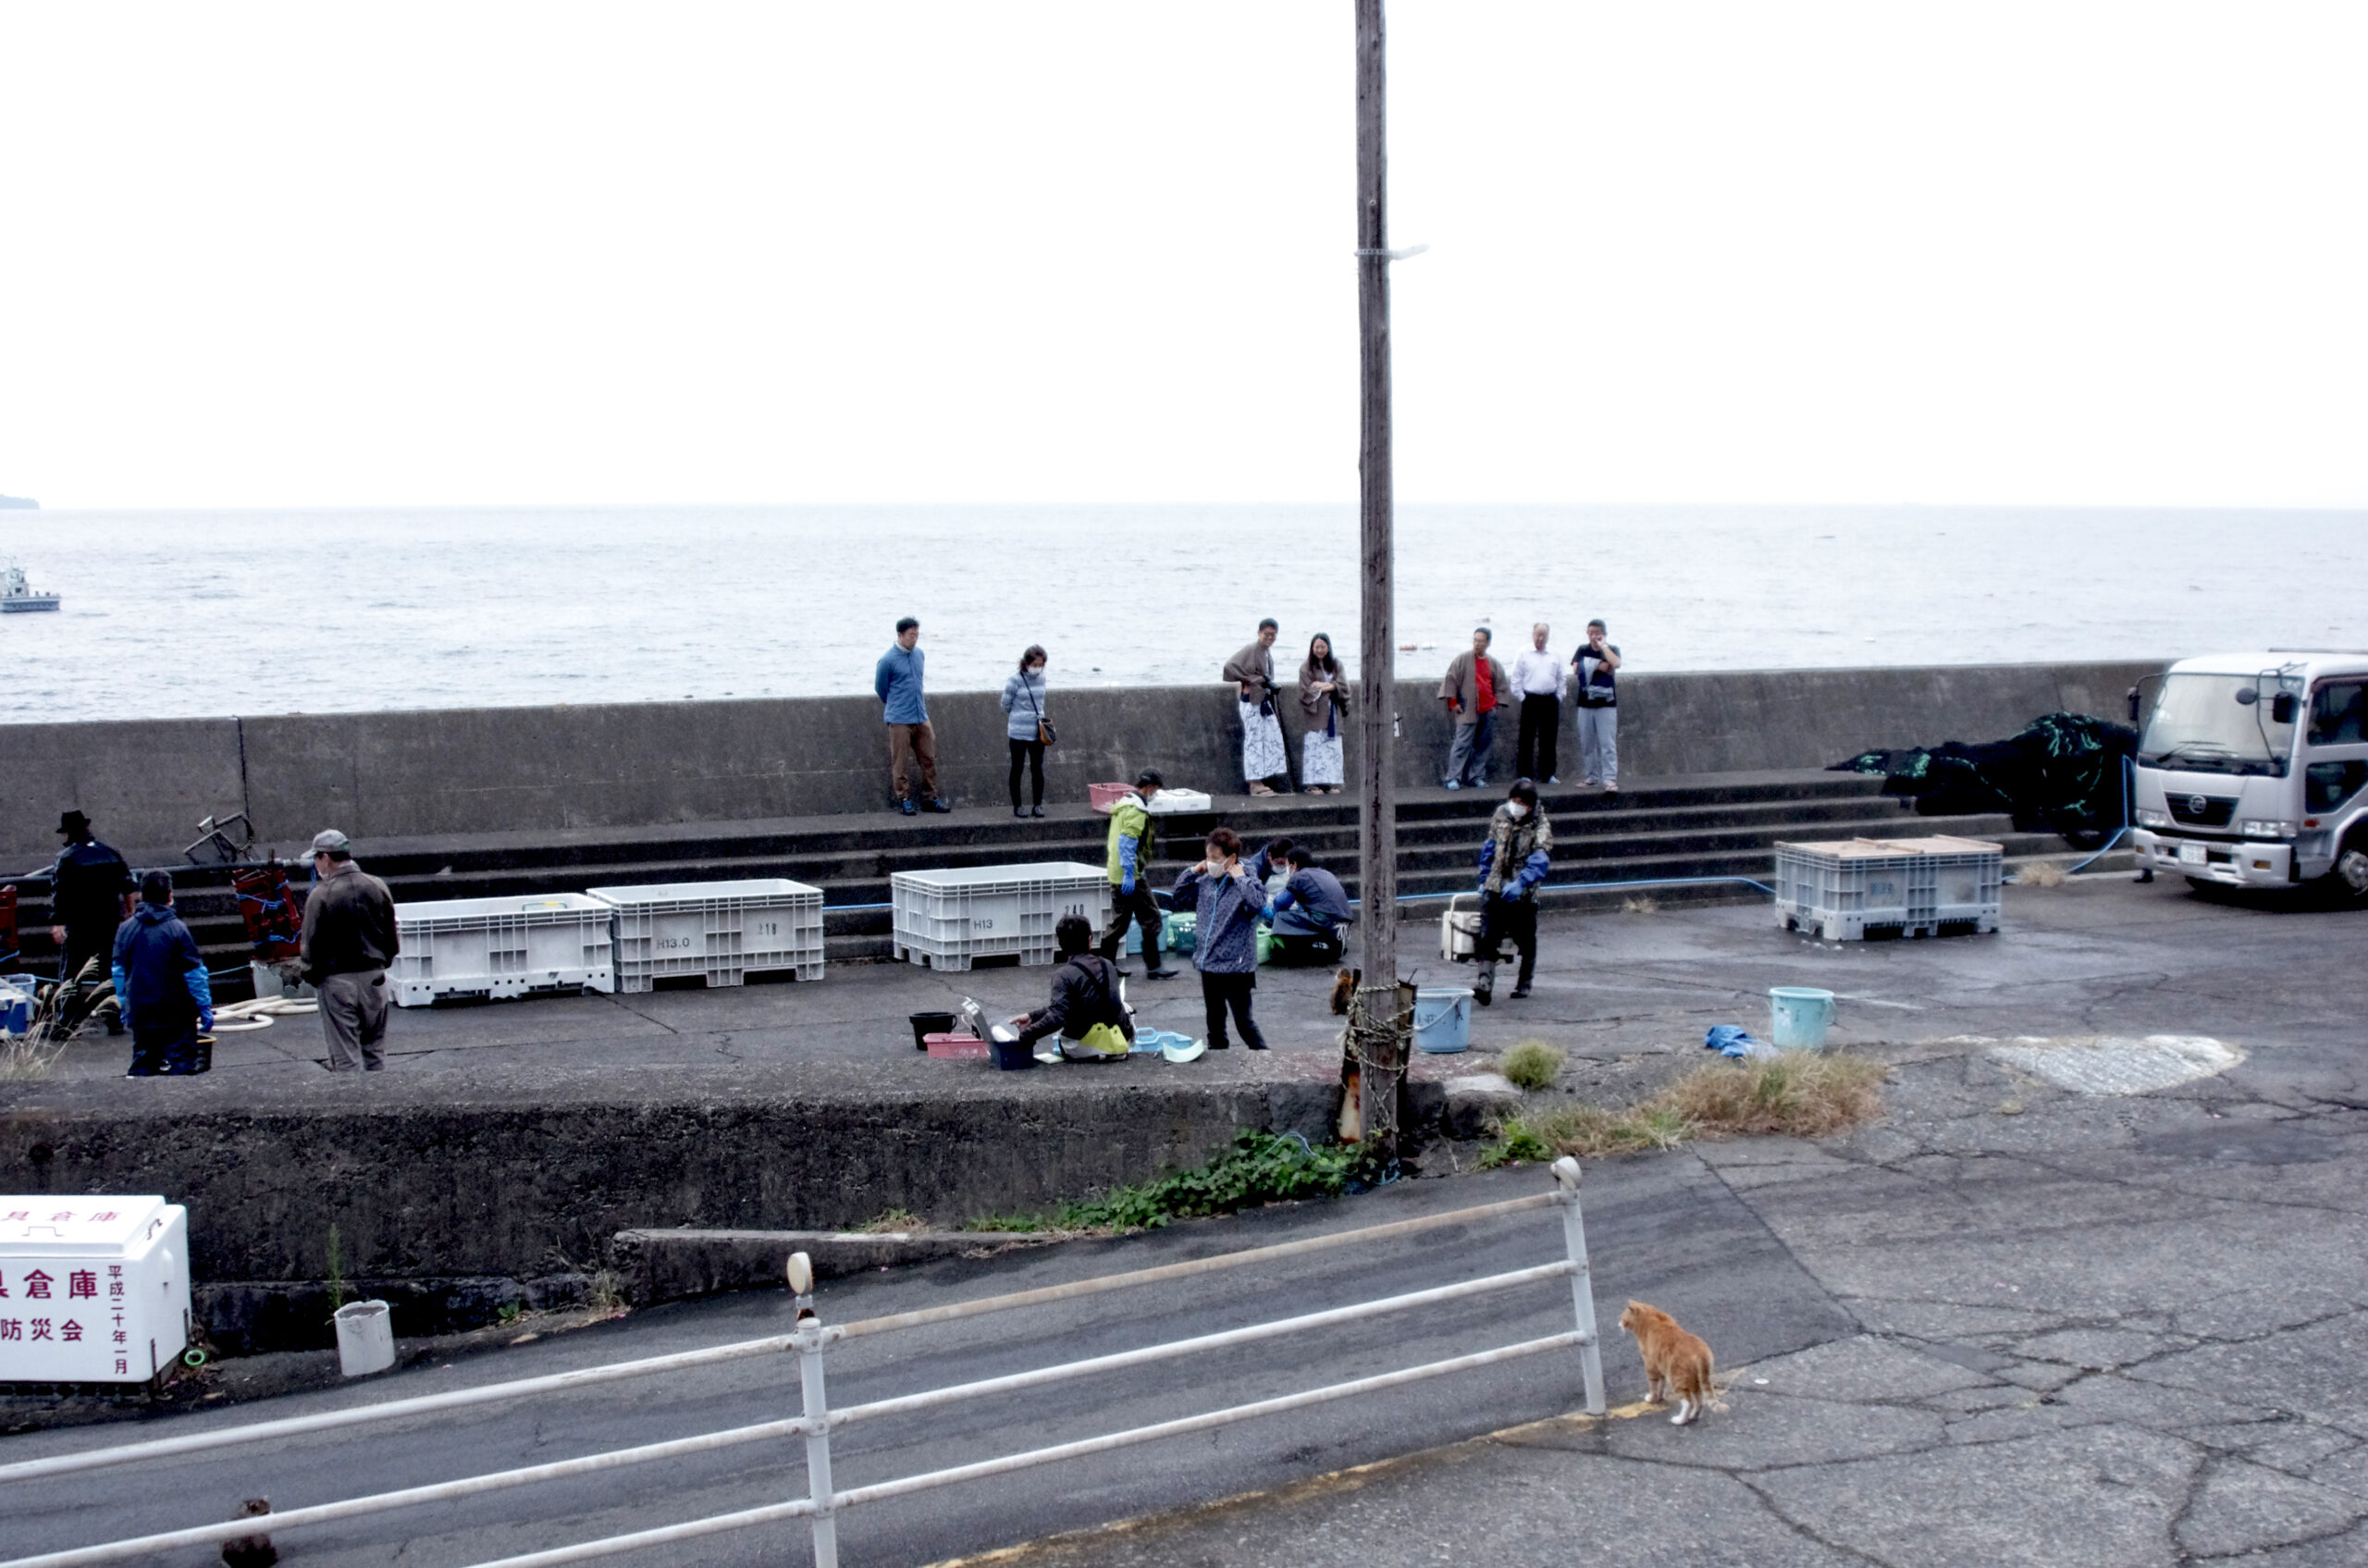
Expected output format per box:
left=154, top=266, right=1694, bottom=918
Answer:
left=1412, top=987, right=1473, bottom=1055
left=1769, top=987, right=1836, bottom=1049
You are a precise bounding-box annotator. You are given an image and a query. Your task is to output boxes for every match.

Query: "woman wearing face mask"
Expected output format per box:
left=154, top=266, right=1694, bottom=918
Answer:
left=1473, top=777, right=1552, bottom=1004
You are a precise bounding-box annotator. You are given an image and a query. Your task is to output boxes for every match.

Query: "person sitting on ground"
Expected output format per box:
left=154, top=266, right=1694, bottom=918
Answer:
left=1473, top=778, right=1553, bottom=1005
left=1251, top=840, right=1353, bottom=965
left=1100, top=771, right=1181, bottom=980
left=110, top=870, right=213, bottom=1077
left=1010, top=913, right=1136, bottom=1059
left=1173, top=826, right=1270, bottom=1050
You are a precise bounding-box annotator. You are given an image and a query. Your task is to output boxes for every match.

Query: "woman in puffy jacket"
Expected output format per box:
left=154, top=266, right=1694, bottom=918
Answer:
left=1172, top=825, right=1270, bottom=1050
left=999, top=645, right=1051, bottom=818
left=1474, top=778, right=1553, bottom=1005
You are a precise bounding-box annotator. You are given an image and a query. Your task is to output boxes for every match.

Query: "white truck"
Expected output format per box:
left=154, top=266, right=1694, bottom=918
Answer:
left=2129, top=651, right=2368, bottom=900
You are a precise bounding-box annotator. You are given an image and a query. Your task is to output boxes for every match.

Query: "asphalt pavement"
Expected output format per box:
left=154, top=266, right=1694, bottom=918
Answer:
left=6, top=872, right=2366, bottom=1568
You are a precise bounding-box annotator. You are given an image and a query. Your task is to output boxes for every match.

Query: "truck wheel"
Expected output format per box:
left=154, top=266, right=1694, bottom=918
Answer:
left=2332, top=833, right=2368, bottom=906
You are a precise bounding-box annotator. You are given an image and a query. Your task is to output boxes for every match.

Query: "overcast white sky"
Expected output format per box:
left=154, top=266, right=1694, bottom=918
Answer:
left=3, top=2, right=2362, bottom=510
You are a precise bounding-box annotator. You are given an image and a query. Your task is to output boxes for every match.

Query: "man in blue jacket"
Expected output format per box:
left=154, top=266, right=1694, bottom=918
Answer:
left=111, top=870, right=214, bottom=1076
left=875, top=617, right=952, bottom=817
left=1250, top=838, right=1353, bottom=965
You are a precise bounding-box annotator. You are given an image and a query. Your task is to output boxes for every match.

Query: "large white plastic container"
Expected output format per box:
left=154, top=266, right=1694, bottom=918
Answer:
left=891, top=862, right=1110, bottom=971
left=0, top=1195, right=191, bottom=1384
left=1774, top=836, right=2004, bottom=942
left=391, top=894, right=616, bottom=1006
left=588, top=878, right=825, bottom=992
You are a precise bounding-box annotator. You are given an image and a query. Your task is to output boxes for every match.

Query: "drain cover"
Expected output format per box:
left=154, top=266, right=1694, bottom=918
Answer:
left=1989, top=1035, right=2243, bottom=1096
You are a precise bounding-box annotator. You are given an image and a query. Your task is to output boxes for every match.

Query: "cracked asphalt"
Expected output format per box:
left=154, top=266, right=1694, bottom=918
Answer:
left=968, top=877, right=2368, bottom=1568
left=8, top=874, right=2364, bottom=1568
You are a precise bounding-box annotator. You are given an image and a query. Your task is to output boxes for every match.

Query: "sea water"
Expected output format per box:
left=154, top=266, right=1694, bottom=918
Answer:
left=3, top=505, right=2362, bottom=724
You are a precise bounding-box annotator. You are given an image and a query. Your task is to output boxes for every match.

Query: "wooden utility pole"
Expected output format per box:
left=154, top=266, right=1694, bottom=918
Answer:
left=1352, top=0, right=1406, bottom=1166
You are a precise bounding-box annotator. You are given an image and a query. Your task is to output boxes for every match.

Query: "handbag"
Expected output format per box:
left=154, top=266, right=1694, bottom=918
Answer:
left=1025, top=674, right=1057, bottom=747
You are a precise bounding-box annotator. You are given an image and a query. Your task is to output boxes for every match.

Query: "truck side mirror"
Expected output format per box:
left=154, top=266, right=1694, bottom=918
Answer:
left=2272, top=693, right=2297, bottom=725
left=2127, top=685, right=2140, bottom=722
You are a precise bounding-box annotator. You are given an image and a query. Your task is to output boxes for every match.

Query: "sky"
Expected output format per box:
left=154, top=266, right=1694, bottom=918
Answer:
left=2, top=2, right=2362, bottom=511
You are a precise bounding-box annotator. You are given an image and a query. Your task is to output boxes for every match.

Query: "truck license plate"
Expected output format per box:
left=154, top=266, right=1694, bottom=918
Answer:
left=2179, top=842, right=2207, bottom=866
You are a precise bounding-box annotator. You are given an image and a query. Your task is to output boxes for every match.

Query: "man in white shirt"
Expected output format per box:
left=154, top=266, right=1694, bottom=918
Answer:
left=1510, top=623, right=1565, bottom=784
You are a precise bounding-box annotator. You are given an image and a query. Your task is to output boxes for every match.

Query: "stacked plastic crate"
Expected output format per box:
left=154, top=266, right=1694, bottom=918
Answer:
left=390, top=894, right=616, bottom=1006
left=891, top=862, right=1110, bottom=971
left=1773, top=835, right=2004, bottom=942
left=589, top=878, right=825, bottom=992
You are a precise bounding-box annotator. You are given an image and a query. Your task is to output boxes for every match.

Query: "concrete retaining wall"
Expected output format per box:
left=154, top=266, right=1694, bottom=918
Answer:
left=1, top=660, right=2161, bottom=863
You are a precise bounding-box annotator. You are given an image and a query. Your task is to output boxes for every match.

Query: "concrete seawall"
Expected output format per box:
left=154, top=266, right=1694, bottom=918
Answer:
left=2, top=660, right=2158, bottom=862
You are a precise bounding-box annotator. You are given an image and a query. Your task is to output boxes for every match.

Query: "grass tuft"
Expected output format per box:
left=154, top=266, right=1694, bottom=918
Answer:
left=1498, top=1041, right=1566, bottom=1092
left=965, top=1131, right=1382, bottom=1236
left=1621, top=895, right=1661, bottom=915
left=1482, top=1052, right=1886, bottom=1166
left=856, top=1208, right=920, bottom=1234
left=2015, top=860, right=2069, bottom=888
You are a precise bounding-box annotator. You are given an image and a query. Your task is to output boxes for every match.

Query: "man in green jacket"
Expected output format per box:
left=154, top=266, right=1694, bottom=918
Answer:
left=1100, top=770, right=1181, bottom=979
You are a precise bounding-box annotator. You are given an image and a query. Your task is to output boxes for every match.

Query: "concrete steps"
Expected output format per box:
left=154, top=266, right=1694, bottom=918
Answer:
left=4, top=770, right=2091, bottom=994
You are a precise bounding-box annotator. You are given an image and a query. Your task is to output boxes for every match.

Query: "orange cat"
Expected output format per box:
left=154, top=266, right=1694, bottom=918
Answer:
left=1619, top=1300, right=1715, bottom=1425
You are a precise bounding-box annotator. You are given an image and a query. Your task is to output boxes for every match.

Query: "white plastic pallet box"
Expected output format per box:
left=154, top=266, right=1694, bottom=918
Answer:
left=1774, top=836, right=2004, bottom=942
left=0, top=1196, right=190, bottom=1384
left=892, top=862, right=1110, bottom=971
left=391, top=894, right=616, bottom=1006
left=587, top=878, right=827, bottom=992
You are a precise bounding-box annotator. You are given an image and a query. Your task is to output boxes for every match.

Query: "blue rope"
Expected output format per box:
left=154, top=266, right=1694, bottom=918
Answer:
left=2065, top=755, right=2136, bottom=876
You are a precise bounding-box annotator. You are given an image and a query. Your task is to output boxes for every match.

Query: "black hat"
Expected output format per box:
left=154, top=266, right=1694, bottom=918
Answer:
left=57, top=809, right=92, bottom=837
left=1136, top=769, right=1164, bottom=789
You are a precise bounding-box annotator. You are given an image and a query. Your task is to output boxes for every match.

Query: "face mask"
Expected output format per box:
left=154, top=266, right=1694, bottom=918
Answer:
left=1507, top=801, right=1530, bottom=819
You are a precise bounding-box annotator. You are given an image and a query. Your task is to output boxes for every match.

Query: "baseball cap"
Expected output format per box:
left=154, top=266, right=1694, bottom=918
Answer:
left=310, top=829, right=352, bottom=856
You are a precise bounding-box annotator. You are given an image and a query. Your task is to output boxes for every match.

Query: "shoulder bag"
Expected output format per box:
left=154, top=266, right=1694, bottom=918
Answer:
left=1025, top=675, right=1057, bottom=747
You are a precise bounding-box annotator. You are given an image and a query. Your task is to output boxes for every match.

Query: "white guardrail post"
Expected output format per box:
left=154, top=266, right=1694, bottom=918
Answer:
left=786, top=1253, right=839, bottom=1568
left=1550, top=1156, right=1607, bottom=1416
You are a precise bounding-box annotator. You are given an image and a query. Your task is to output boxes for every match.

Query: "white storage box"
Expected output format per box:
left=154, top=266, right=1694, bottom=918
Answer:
left=1775, top=836, right=2004, bottom=942
left=391, top=894, right=615, bottom=1006
left=1144, top=789, right=1215, bottom=815
left=892, top=862, right=1110, bottom=971
left=588, top=878, right=826, bottom=992
left=0, top=1196, right=190, bottom=1385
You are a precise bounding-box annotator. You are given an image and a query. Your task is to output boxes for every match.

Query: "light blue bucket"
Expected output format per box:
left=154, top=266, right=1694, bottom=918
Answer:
left=1412, top=987, right=1474, bottom=1055
left=1769, top=987, right=1836, bottom=1049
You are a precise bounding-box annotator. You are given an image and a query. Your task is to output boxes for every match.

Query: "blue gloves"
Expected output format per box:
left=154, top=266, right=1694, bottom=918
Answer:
left=200, top=1008, right=215, bottom=1032
left=1121, top=873, right=1136, bottom=895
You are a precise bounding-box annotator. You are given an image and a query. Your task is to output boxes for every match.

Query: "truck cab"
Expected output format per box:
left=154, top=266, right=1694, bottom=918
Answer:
left=2130, top=651, right=2368, bottom=899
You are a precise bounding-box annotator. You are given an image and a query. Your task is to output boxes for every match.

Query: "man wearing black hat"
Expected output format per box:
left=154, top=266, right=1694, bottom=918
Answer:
left=48, top=809, right=137, bottom=1034
left=1098, top=771, right=1180, bottom=979
left=111, top=870, right=214, bottom=1076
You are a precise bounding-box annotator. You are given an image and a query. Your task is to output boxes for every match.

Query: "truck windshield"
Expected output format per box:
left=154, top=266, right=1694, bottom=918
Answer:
left=2139, top=673, right=2296, bottom=776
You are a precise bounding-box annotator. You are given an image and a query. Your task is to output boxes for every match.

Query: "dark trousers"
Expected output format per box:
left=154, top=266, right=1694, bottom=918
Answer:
left=1200, top=969, right=1267, bottom=1049
left=1477, top=897, right=1538, bottom=986
left=129, top=1018, right=203, bottom=1076
left=61, top=924, right=124, bottom=1032
left=1515, top=694, right=1560, bottom=782
left=1101, top=883, right=1166, bottom=967
left=1007, top=737, right=1046, bottom=808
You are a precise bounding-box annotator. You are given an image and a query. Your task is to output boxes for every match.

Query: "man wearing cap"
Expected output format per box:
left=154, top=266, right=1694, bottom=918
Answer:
left=1098, top=771, right=1180, bottom=979
left=48, top=809, right=137, bottom=1033
left=111, top=870, right=213, bottom=1076
left=300, top=830, right=400, bottom=1071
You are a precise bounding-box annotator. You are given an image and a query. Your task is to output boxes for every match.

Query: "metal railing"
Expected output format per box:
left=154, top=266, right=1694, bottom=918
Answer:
left=1, top=1160, right=1605, bottom=1568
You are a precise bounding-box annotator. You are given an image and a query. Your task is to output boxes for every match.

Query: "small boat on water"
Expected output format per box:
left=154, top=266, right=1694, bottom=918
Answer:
left=2, top=561, right=60, bottom=612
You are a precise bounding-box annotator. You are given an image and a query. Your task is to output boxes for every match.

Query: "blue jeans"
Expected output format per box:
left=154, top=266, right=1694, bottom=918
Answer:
left=1444, top=711, right=1495, bottom=788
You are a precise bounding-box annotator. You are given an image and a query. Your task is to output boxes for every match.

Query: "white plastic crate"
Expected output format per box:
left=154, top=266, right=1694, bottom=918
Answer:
left=0, top=1196, right=190, bottom=1385
left=1144, top=788, right=1215, bottom=815
left=391, top=894, right=615, bottom=1006
left=1774, top=836, right=2003, bottom=942
left=587, top=878, right=825, bottom=991
left=891, top=862, right=1110, bottom=971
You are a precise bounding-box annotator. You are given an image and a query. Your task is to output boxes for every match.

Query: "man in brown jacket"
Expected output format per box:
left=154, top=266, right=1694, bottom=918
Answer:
left=301, top=829, right=400, bottom=1071
left=1437, top=627, right=1508, bottom=790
